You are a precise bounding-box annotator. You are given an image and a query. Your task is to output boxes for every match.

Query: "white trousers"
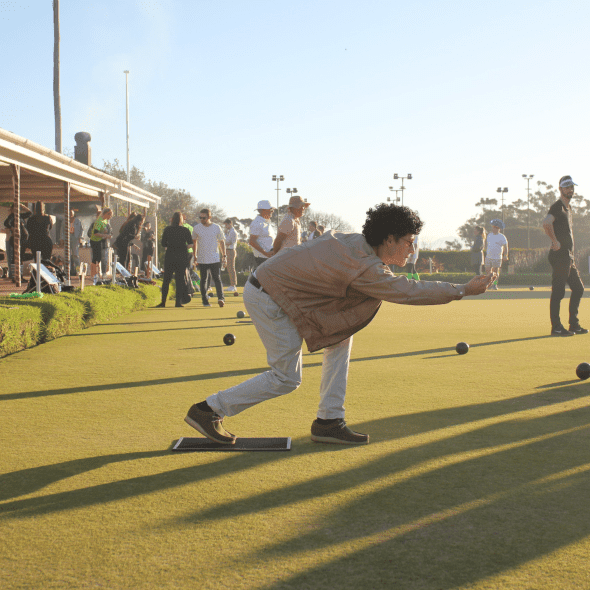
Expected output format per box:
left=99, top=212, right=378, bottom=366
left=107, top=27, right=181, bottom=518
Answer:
left=207, top=280, right=352, bottom=420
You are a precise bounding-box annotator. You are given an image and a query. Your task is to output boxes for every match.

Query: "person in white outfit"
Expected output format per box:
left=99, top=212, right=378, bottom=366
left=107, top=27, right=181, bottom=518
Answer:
left=249, top=200, right=275, bottom=269
left=485, top=219, right=508, bottom=290
left=223, top=218, right=238, bottom=294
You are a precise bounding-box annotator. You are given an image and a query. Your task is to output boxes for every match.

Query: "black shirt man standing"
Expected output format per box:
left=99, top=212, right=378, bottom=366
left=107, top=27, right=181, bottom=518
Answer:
left=542, top=175, right=587, bottom=336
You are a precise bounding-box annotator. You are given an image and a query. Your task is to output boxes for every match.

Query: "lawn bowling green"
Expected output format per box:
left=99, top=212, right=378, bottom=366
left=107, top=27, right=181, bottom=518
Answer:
left=2, top=286, right=590, bottom=589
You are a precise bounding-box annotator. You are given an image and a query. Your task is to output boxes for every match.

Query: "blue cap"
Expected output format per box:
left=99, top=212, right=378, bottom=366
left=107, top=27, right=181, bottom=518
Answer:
left=490, top=219, right=505, bottom=230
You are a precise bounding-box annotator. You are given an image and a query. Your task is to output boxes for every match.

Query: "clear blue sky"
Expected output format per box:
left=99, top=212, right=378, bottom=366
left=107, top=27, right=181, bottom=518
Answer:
left=2, top=0, right=589, bottom=245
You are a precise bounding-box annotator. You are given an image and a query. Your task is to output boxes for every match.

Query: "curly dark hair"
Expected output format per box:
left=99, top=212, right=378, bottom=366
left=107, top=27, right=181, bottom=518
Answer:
left=362, top=203, right=423, bottom=247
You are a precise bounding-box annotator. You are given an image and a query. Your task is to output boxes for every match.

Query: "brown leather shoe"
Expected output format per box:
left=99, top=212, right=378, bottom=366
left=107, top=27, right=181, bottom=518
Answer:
left=185, top=404, right=236, bottom=444
left=311, top=419, right=369, bottom=445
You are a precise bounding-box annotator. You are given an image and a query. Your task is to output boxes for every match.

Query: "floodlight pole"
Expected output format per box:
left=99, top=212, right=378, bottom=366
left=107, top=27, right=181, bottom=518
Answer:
left=272, top=175, right=284, bottom=231
left=522, top=174, right=534, bottom=250
left=393, top=173, right=412, bottom=206
left=497, top=187, right=508, bottom=226
left=388, top=187, right=402, bottom=205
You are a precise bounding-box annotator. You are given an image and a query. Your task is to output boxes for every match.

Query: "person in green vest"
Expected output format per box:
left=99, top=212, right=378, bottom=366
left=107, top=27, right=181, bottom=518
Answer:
left=89, top=207, right=113, bottom=280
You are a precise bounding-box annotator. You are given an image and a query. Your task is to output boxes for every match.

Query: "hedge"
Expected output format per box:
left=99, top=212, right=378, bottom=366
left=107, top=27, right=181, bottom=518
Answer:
left=0, top=295, right=86, bottom=343
left=0, top=283, right=162, bottom=357
left=0, top=304, right=42, bottom=357
left=417, top=272, right=585, bottom=286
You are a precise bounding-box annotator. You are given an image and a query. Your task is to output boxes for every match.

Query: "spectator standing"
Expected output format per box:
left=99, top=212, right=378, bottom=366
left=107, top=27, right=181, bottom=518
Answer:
left=306, top=220, right=319, bottom=241
left=471, top=226, right=485, bottom=275
left=192, top=208, right=226, bottom=308
left=89, top=207, right=113, bottom=280
left=485, top=220, right=508, bottom=290
left=273, top=195, right=311, bottom=254
left=27, top=201, right=54, bottom=260
left=3, top=202, right=31, bottom=281
left=141, top=222, right=156, bottom=277
left=183, top=218, right=194, bottom=267
left=69, top=209, right=84, bottom=275
left=405, top=235, right=420, bottom=280
left=115, top=212, right=143, bottom=269
left=249, top=200, right=275, bottom=269
left=223, top=218, right=238, bottom=293
left=542, top=175, right=587, bottom=336
left=157, top=212, right=193, bottom=308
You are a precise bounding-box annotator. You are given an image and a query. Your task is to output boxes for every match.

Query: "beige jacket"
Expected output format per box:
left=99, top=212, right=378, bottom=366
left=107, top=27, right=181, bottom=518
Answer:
left=256, top=231, right=466, bottom=353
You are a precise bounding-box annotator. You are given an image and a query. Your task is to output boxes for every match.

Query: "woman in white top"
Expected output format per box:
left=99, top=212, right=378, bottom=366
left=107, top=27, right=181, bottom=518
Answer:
left=406, top=235, right=420, bottom=280
left=223, top=218, right=238, bottom=294
left=485, top=219, right=509, bottom=290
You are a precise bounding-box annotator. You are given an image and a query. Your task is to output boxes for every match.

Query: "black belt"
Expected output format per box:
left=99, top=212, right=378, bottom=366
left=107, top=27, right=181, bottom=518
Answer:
left=248, top=274, right=268, bottom=294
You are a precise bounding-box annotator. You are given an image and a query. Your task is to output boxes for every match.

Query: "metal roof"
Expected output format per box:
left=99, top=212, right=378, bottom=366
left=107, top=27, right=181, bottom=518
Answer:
left=0, top=127, right=160, bottom=208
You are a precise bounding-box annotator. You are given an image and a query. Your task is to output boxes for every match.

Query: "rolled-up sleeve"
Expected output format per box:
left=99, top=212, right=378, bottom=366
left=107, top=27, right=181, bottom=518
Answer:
left=350, top=263, right=465, bottom=305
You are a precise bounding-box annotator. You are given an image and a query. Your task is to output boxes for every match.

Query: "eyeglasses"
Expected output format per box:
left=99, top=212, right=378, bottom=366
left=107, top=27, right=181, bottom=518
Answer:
left=401, top=237, right=415, bottom=250
left=199, top=216, right=208, bottom=220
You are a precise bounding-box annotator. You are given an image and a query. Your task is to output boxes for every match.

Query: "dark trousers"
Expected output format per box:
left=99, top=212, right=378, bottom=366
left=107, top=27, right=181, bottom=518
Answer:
left=161, top=257, right=187, bottom=305
left=549, top=254, right=584, bottom=328
left=198, top=262, right=224, bottom=304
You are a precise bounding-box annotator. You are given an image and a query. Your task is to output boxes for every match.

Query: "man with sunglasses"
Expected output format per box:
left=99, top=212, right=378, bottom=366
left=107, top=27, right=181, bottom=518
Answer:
left=184, top=203, right=494, bottom=446
left=192, top=208, right=226, bottom=308
left=543, top=176, right=587, bottom=336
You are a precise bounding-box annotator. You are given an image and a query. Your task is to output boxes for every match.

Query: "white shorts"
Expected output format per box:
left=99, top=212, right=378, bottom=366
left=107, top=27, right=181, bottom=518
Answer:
left=485, top=257, right=502, bottom=269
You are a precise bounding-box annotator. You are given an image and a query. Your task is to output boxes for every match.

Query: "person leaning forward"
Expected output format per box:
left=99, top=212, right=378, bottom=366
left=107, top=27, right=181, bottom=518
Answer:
left=542, top=175, right=587, bottom=337
left=184, top=203, right=495, bottom=445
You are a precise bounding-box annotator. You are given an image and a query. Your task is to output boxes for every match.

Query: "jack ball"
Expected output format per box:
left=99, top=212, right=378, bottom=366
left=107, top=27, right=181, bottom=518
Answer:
left=223, top=333, right=236, bottom=346
left=576, top=362, right=590, bottom=380
left=456, top=342, right=469, bottom=355
left=529, top=286, right=535, bottom=291
left=237, top=311, right=246, bottom=319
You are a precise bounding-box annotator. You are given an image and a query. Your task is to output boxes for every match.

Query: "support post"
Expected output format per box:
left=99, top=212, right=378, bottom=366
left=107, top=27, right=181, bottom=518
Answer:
left=36, top=251, right=42, bottom=294
left=64, top=181, right=71, bottom=284
left=10, top=164, right=21, bottom=287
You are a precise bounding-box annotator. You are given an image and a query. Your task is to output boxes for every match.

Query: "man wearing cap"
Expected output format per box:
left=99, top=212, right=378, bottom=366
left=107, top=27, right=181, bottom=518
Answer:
left=183, top=203, right=495, bottom=446
left=542, top=176, right=586, bottom=337
left=484, top=219, right=508, bottom=290
left=273, top=195, right=310, bottom=254
left=249, top=200, right=275, bottom=269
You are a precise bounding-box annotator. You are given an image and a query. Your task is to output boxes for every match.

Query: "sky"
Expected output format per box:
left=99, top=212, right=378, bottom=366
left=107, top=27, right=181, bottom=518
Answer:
left=2, top=0, right=589, bottom=246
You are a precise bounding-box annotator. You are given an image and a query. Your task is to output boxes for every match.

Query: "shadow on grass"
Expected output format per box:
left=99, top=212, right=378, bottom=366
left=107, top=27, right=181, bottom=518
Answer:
left=252, top=409, right=590, bottom=589
left=0, top=450, right=168, bottom=502
left=2, top=385, right=590, bottom=529
left=104, top=318, right=232, bottom=326
left=0, top=335, right=577, bottom=402
left=68, top=324, right=247, bottom=337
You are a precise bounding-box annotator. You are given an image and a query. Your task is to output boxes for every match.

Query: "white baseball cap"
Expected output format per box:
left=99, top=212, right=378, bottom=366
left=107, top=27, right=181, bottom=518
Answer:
left=256, top=200, right=274, bottom=210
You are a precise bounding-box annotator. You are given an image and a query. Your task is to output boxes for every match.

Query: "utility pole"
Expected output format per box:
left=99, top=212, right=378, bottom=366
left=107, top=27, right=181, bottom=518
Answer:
left=53, top=0, right=62, bottom=153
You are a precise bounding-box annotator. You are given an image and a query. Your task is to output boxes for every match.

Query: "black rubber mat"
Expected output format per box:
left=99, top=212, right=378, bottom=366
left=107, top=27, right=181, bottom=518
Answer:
left=172, top=437, right=291, bottom=451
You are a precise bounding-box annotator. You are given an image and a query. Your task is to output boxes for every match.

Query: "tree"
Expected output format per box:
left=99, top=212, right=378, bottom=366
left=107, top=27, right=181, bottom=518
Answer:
left=444, top=239, right=463, bottom=251
left=100, top=159, right=226, bottom=224
left=301, top=208, right=354, bottom=232
left=456, top=180, right=587, bottom=248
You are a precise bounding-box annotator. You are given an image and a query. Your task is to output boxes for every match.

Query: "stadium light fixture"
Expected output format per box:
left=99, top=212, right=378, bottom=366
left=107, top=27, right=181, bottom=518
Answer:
left=272, top=175, right=284, bottom=230
left=393, top=174, right=412, bottom=206
left=496, top=187, right=509, bottom=226
left=522, top=174, right=534, bottom=250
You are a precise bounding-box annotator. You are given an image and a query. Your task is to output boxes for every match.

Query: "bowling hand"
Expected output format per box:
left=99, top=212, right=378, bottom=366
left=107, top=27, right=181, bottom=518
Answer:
left=550, top=240, right=561, bottom=251
left=465, top=272, right=496, bottom=296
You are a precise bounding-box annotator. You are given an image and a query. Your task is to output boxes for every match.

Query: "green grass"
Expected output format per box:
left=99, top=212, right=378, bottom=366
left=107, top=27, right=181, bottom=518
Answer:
left=2, top=288, right=590, bottom=589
